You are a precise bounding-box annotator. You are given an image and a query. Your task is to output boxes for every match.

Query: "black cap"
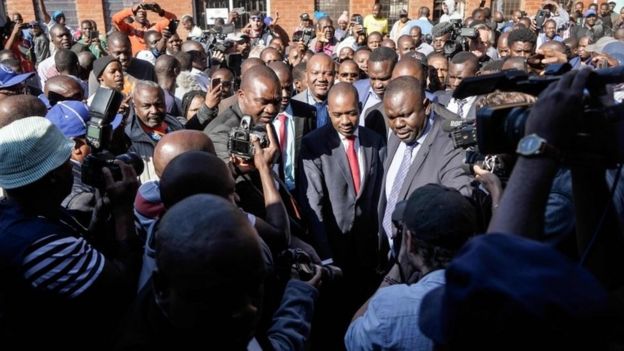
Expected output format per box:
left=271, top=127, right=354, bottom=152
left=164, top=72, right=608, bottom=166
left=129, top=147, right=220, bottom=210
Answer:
left=300, top=13, right=310, bottom=20
left=92, top=55, right=119, bottom=79
left=394, top=184, right=476, bottom=249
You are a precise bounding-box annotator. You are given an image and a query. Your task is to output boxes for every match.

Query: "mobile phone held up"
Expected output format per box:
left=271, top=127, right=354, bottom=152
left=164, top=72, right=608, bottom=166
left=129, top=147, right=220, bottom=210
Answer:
left=168, top=19, right=179, bottom=33
left=211, top=78, right=221, bottom=90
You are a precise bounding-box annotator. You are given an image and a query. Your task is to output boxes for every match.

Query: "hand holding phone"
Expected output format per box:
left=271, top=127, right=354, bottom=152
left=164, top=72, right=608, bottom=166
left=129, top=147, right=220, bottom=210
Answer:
left=211, top=78, right=221, bottom=90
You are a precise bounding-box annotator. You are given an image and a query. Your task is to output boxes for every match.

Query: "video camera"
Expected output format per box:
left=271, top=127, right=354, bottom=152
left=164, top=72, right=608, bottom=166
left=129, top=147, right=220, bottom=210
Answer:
left=227, top=116, right=269, bottom=160
left=82, top=87, right=144, bottom=189
left=195, top=25, right=235, bottom=54
left=443, top=19, right=479, bottom=58
left=453, top=64, right=624, bottom=168
left=276, top=248, right=342, bottom=283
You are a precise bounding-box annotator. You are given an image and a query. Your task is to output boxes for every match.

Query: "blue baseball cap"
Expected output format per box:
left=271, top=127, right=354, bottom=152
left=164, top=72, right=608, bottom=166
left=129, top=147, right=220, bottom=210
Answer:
left=603, top=41, right=624, bottom=65
left=584, top=9, right=597, bottom=17
left=0, top=64, right=34, bottom=89
left=419, top=234, right=610, bottom=348
left=52, top=10, right=65, bottom=21
left=46, top=100, right=90, bottom=138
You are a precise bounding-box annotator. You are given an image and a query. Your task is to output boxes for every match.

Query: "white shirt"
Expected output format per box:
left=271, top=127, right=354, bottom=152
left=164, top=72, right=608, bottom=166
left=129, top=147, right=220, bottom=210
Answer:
left=338, top=129, right=365, bottom=187
left=190, top=67, right=210, bottom=91
left=359, top=88, right=381, bottom=125
left=188, top=26, right=204, bottom=39
left=37, top=56, right=59, bottom=89
left=272, top=110, right=296, bottom=190
left=446, top=95, right=478, bottom=119
left=417, top=42, right=434, bottom=56
left=385, top=116, right=433, bottom=202
left=136, top=50, right=157, bottom=65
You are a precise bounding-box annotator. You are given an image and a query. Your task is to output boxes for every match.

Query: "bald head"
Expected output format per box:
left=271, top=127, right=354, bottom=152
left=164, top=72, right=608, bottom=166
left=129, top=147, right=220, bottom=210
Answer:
left=328, top=82, right=359, bottom=107
left=155, top=54, right=180, bottom=76
left=502, top=56, right=528, bottom=72
left=385, top=75, right=424, bottom=103
left=154, top=130, right=216, bottom=177
left=181, top=39, right=203, bottom=53
left=108, top=31, right=131, bottom=47
left=241, top=57, right=265, bottom=76
left=392, top=57, right=426, bottom=86
left=260, top=47, right=282, bottom=64
left=381, top=38, right=397, bottom=50
left=45, top=75, right=83, bottom=104
left=268, top=61, right=293, bottom=111
left=0, top=95, right=48, bottom=128
left=241, top=64, right=280, bottom=92
left=160, top=151, right=234, bottom=208
left=155, top=194, right=264, bottom=344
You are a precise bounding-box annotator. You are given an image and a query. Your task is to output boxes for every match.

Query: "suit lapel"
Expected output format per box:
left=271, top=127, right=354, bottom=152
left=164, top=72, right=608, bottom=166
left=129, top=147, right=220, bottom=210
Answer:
left=358, top=129, right=373, bottom=200
left=397, top=119, right=438, bottom=200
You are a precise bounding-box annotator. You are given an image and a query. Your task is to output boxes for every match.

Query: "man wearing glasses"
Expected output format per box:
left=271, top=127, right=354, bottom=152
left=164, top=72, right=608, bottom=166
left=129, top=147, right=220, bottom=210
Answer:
left=243, top=11, right=273, bottom=47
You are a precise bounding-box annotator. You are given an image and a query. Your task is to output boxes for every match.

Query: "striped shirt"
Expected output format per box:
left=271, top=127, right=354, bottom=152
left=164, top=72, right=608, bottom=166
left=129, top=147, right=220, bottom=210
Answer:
left=22, top=233, right=105, bottom=299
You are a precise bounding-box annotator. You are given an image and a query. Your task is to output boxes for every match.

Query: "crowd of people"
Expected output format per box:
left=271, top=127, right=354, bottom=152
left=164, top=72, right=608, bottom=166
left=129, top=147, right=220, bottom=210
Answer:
left=0, top=0, right=624, bottom=350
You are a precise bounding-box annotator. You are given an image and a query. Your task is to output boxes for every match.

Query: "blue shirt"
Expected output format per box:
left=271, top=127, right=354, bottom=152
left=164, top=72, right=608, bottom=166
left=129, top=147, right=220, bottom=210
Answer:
left=272, top=108, right=296, bottom=190
left=345, top=269, right=445, bottom=351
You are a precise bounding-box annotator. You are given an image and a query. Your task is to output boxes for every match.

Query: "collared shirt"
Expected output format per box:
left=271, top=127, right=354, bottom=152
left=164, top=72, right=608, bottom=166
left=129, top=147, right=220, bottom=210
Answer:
left=360, top=88, right=381, bottom=125
left=337, top=129, right=365, bottom=186
left=273, top=109, right=296, bottom=190
left=385, top=115, right=433, bottom=200
left=190, top=67, right=210, bottom=91
left=305, top=89, right=329, bottom=128
left=345, top=269, right=445, bottom=351
left=447, top=95, right=478, bottom=120
left=417, top=42, right=434, bottom=56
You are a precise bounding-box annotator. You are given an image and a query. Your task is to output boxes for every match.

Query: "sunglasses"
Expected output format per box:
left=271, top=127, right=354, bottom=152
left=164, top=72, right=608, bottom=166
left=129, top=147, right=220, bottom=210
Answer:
left=250, top=16, right=261, bottom=21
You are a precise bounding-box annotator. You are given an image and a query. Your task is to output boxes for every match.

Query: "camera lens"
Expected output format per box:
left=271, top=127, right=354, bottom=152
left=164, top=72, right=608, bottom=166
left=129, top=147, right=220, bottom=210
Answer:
left=115, top=152, right=145, bottom=177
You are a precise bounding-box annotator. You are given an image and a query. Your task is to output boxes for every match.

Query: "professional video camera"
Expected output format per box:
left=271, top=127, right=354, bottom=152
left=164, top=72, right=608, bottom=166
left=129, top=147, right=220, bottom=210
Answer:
left=443, top=19, right=479, bottom=58
left=195, top=25, right=236, bottom=54
left=227, top=116, right=269, bottom=160
left=276, top=248, right=343, bottom=282
left=82, top=87, right=144, bottom=188
left=453, top=64, right=624, bottom=168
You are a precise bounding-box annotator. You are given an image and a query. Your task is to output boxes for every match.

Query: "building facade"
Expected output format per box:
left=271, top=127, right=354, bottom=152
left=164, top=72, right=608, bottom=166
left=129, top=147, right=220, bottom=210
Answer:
left=4, top=0, right=600, bottom=41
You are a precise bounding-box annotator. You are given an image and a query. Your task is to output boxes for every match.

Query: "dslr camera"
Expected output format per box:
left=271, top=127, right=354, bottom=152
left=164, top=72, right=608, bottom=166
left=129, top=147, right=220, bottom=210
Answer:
left=277, top=248, right=342, bottom=282
left=82, top=87, right=144, bottom=189
left=227, top=116, right=269, bottom=160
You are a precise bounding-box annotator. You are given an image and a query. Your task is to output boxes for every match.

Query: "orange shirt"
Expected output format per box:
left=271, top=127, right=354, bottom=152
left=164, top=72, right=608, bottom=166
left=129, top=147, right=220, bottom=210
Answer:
left=112, top=8, right=177, bottom=56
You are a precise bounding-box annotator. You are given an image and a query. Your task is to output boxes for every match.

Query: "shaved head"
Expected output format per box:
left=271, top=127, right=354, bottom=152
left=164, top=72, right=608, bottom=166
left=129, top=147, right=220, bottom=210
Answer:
left=153, top=130, right=216, bottom=177
left=241, top=57, right=265, bottom=76
left=45, top=75, right=83, bottom=104
left=240, top=64, right=280, bottom=92
left=159, top=151, right=234, bottom=208
left=327, top=81, right=359, bottom=107
left=392, top=57, right=426, bottom=87
left=0, top=95, right=48, bottom=128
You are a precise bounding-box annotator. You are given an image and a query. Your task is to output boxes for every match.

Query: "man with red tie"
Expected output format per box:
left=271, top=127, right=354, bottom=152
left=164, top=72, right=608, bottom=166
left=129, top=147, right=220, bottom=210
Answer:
left=298, top=82, right=386, bottom=348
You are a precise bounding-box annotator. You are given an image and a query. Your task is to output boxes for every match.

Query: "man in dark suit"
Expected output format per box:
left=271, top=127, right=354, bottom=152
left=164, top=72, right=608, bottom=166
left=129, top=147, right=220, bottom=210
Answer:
left=434, top=52, right=480, bottom=120
left=291, top=53, right=335, bottom=129
left=203, top=65, right=281, bottom=217
left=379, top=76, right=473, bottom=263
left=267, top=61, right=316, bottom=192
left=353, top=47, right=398, bottom=138
left=298, top=82, right=386, bottom=348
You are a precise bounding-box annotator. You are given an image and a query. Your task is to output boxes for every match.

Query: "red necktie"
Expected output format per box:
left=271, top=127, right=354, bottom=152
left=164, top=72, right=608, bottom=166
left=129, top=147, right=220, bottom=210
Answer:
left=346, top=136, right=360, bottom=194
left=277, top=114, right=287, bottom=153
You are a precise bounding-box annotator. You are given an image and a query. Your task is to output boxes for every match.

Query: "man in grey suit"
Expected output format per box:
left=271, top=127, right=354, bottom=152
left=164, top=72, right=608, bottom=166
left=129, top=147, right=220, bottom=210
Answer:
left=353, top=47, right=398, bottom=138
left=291, top=53, right=335, bottom=129
left=379, top=76, right=473, bottom=265
left=298, top=82, right=386, bottom=349
left=434, top=52, right=480, bottom=120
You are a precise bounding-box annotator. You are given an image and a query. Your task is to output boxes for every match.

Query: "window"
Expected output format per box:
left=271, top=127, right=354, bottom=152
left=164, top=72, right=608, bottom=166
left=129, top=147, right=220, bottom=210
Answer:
left=35, top=0, right=79, bottom=28
left=104, top=0, right=135, bottom=32
left=379, top=0, right=409, bottom=29
left=492, top=0, right=522, bottom=17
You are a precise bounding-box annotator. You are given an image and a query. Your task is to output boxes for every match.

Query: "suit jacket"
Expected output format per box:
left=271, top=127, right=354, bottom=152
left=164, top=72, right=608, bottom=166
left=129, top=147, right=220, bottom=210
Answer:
left=279, top=99, right=317, bottom=180
left=299, top=125, right=386, bottom=270
left=377, top=115, right=473, bottom=252
left=435, top=90, right=477, bottom=120
left=353, top=79, right=371, bottom=107
left=203, top=102, right=246, bottom=162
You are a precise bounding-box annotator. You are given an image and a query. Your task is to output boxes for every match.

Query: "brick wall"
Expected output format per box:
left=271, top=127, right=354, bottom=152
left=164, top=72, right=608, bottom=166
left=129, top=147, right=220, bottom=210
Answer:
left=271, top=0, right=315, bottom=42
left=6, top=0, right=37, bottom=22
left=75, top=0, right=105, bottom=33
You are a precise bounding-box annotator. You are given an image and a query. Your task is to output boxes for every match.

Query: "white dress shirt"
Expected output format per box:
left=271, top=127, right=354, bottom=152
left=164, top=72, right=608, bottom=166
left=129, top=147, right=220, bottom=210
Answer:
left=272, top=110, right=296, bottom=190
left=338, top=129, right=365, bottom=187
left=446, top=95, right=478, bottom=120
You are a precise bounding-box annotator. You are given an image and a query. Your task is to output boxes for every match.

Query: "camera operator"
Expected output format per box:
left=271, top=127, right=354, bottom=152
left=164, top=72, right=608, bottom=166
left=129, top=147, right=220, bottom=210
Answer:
left=0, top=117, right=141, bottom=350
left=431, top=22, right=454, bottom=55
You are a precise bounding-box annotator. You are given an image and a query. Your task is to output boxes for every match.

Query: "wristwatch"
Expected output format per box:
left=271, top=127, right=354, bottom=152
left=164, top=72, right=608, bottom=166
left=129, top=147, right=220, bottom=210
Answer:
left=516, top=133, right=560, bottom=159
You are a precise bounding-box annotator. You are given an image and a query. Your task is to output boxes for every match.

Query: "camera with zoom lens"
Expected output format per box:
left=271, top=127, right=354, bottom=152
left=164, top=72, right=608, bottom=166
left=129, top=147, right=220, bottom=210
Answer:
left=454, top=64, right=624, bottom=168
left=443, top=19, right=478, bottom=58
left=277, top=248, right=343, bottom=283
left=227, top=116, right=269, bottom=160
left=82, top=87, right=144, bottom=188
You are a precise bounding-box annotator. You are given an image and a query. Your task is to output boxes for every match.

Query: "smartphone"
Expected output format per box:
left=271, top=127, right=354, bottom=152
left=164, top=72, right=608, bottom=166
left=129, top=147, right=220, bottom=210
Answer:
left=211, top=78, right=221, bottom=90
left=168, top=19, right=179, bottom=33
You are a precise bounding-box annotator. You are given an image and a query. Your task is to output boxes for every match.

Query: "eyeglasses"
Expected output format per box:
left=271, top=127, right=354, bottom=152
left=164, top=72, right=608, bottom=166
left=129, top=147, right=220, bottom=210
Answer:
left=250, top=16, right=261, bottom=21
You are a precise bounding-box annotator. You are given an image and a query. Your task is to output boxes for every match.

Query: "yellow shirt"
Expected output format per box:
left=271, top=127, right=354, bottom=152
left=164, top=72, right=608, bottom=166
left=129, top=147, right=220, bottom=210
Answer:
left=363, top=15, right=388, bottom=35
